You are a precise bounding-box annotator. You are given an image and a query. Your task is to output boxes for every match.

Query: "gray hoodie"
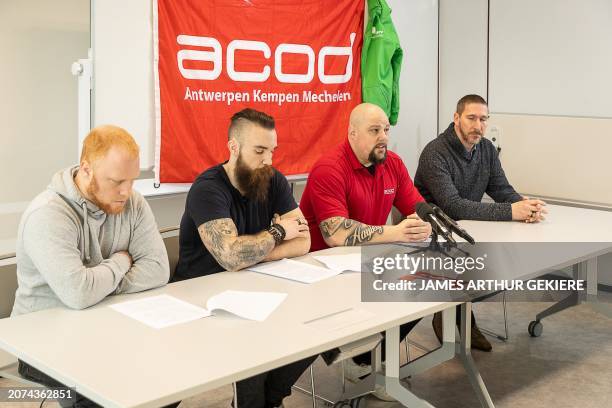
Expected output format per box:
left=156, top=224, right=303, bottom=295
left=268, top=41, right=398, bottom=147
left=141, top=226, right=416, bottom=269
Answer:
left=11, top=166, right=170, bottom=316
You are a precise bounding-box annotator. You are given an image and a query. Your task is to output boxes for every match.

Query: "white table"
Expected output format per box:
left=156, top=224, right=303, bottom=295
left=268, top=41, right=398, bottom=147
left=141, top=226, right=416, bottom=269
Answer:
left=458, top=204, right=612, bottom=332
left=1, top=204, right=609, bottom=408
left=0, top=247, right=460, bottom=408
left=354, top=204, right=612, bottom=407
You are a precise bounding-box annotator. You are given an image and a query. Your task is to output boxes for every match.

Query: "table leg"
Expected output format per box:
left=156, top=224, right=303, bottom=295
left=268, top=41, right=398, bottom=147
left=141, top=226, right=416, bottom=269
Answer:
left=583, top=257, right=612, bottom=318
left=399, top=307, right=455, bottom=378
left=458, top=303, right=495, bottom=408
left=381, top=325, right=436, bottom=407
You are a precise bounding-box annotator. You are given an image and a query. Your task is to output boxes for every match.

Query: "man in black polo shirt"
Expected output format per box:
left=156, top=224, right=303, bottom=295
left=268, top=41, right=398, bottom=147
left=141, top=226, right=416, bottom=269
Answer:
left=414, top=94, right=548, bottom=351
left=175, top=108, right=313, bottom=408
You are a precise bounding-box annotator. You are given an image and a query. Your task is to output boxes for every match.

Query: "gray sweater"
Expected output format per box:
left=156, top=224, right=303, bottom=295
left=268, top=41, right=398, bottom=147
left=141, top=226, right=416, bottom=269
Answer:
left=414, top=123, right=522, bottom=221
left=11, top=166, right=170, bottom=316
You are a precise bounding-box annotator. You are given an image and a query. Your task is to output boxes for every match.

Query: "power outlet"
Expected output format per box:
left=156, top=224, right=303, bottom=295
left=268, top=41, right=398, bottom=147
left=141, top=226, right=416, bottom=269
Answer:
left=487, top=125, right=502, bottom=153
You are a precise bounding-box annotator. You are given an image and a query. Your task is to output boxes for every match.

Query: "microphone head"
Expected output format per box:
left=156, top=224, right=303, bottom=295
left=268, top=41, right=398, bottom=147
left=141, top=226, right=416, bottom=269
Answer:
left=431, top=205, right=443, bottom=216
left=415, top=202, right=434, bottom=220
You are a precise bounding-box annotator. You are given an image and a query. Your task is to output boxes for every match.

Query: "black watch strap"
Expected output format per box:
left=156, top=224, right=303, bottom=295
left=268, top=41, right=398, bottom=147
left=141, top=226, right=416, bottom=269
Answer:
left=267, top=223, right=286, bottom=245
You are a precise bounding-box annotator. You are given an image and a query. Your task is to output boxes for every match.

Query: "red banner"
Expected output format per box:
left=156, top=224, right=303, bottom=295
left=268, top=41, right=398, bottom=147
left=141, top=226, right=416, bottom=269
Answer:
left=155, top=0, right=364, bottom=182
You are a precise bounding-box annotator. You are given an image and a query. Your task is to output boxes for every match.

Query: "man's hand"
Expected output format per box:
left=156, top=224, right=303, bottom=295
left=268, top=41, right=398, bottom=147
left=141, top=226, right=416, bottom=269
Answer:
left=393, top=213, right=432, bottom=242
left=512, top=197, right=548, bottom=223
left=116, top=250, right=133, bottom=267
left=275, top=215, right=309, bottom=241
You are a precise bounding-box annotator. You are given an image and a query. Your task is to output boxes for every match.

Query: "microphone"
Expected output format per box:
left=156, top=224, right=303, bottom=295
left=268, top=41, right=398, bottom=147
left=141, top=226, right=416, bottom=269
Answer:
left=415, top=202, right=456, bottom=245
left=431, top=205, right=476, bottom=245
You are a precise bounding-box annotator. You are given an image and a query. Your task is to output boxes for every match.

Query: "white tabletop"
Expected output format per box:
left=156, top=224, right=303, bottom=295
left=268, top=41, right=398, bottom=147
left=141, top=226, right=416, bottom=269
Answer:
left=1, top=205, right=611, bottom=407
left=458, top=204, right=612, bottom=242
left=0, top=247, right=454, bottom=408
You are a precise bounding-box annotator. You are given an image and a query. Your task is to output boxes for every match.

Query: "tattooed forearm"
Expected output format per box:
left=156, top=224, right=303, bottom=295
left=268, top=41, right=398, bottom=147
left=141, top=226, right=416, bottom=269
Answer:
left=344, top=224, right=383, bottom=246
left=319, top=216, right=384, bottom=247
left=199, top=218, right=275, bottom=271
left=320, top=217, right=353, bottom=238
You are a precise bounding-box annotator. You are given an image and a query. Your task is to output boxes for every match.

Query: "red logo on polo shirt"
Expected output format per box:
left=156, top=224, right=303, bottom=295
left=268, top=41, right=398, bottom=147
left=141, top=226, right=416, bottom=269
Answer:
left=384, top=188, right=395, bottom=195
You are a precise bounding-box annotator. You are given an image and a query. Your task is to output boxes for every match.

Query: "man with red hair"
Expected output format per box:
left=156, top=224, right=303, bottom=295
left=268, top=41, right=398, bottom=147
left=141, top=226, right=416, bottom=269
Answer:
left=12, top=125, right=174, bottom=407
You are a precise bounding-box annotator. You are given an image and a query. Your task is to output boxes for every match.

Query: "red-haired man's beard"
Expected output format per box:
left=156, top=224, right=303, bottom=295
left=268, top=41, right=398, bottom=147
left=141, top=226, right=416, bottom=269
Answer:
left=87, top=177, right=127, bottom=215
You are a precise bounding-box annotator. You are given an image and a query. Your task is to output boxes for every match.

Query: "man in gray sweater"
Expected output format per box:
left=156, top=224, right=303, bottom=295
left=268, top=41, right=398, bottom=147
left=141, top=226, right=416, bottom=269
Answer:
left=415, top=94, right=546, bottom=222
left=11, top=125, right=175, bottom=407
left=414, top=94, right=547, bottom=351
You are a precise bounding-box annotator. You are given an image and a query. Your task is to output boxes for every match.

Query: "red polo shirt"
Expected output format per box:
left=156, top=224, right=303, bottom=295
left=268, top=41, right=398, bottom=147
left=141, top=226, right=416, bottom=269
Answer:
left=300, top=140, right=424, bottom=251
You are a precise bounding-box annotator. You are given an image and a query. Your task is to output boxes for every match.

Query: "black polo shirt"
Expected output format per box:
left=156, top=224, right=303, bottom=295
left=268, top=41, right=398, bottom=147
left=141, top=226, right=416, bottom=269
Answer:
left=174, top=164, right=297, bottom=280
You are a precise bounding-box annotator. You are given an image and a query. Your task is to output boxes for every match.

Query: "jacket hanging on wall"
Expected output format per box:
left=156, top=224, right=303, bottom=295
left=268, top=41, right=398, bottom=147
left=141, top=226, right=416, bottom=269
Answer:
left=361, top=0, right=403, bottom=125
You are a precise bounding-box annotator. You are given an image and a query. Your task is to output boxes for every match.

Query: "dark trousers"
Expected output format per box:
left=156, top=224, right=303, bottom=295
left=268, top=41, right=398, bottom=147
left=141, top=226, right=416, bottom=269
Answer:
left=352, top=319, right=421, bottom=366
left=18, top=360, right=181, bottom=408
left=235, top=355, right=317, bottom=408
left=456, top=306, right=477, bottom=327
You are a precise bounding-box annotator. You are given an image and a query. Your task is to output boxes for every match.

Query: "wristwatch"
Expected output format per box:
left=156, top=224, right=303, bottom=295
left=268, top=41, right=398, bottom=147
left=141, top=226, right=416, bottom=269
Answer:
left=267, top=223, right=286, bottom=245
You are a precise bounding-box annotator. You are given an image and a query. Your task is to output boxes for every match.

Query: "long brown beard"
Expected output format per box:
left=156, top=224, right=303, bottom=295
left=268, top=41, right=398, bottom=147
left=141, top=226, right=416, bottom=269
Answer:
left=86, top=176, right=125, bottom=215
left=235, top=154, right=274, bottom=203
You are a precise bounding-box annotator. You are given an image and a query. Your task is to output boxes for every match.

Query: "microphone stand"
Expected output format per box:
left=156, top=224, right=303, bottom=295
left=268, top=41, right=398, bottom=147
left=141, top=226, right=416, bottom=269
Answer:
left=396, top=229, right=472, bottom=259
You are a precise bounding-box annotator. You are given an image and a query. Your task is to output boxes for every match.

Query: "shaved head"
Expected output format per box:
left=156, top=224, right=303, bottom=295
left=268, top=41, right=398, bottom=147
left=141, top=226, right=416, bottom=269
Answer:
left=228, top=108, right=275, bottom=144
left=349, top=103, right=388, bottom=131
left=347, top=103, right=391, bottom=165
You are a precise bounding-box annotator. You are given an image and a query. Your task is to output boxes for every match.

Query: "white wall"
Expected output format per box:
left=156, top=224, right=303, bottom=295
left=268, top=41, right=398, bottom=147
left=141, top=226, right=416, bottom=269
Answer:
left=438, top=0, right=488, bottom=131
left=489, top=0, right=612, bottom=118
left=92, top=0, right=155, bottom=170
left=438, top=0, right=612, bottom=285
left=388, top=0, right=439, bottom=175
left=0, top=0, right=89, bottom=240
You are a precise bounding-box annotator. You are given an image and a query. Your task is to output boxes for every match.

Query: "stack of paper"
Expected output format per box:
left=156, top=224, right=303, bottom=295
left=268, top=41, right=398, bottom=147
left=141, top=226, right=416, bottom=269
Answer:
left=110, top=294, right=211, bottom=329
left=248, top=258, right=341, bottom=283
left=207, top=290, right=287, bottom=322
left=110, top=291, right=287, bottom=328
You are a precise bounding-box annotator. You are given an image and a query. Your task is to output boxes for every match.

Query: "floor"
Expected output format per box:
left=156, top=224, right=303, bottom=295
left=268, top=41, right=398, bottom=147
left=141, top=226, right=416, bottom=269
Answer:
left=1, top=297, right=610, bottom=408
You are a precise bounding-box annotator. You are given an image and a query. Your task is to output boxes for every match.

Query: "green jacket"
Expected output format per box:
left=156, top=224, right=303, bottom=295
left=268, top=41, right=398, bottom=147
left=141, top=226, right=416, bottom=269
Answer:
left=361, top=0, right=403, bottom=125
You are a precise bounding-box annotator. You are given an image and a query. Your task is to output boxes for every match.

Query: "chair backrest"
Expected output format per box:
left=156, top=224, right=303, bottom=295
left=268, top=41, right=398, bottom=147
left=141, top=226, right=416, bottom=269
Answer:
left=0, top=263, right=17, bottom=318
left=162, top=230, right=180, bottom=281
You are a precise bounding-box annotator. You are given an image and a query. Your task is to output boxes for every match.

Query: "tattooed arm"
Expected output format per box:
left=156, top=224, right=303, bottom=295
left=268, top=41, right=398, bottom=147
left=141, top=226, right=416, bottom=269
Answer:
left=198, top=218, right=275, bottom=272
left=319, top=215, right=431, bottom=247
left=198, top=211, right=310, bottom=271
left=264, top=208, right=311, bottom=261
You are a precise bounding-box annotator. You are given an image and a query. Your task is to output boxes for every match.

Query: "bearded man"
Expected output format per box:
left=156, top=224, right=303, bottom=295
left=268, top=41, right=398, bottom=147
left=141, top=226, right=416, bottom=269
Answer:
left=173, top=108, right=313, bottom=408
left=299, top=102, right=430, bottom=401
left=415, top=93, right=546, bottom=222
left=414, top=94, right=547, bottom=352
left=12, top=125, right=172, bottom=407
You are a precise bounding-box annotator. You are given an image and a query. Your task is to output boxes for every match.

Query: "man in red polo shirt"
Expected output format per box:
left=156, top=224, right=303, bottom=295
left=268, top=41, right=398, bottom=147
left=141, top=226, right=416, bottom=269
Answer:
left=300, top=103, right=430, bottom=250
left=300, top=102, right=431, bottom=401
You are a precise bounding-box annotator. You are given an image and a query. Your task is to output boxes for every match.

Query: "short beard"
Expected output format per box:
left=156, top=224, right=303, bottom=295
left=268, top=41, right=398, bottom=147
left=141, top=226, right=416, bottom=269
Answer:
left=368, top=147, right=387, bottom=165
left=458, top=125, right=482, bottom=146
left=86, top=176, right=124, bottom=215
left=234, top=154, right=274, bottom=203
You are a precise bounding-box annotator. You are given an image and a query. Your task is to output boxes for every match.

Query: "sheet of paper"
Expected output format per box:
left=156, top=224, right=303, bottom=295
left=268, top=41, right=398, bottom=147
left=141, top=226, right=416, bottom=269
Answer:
left=313, top=253, right=362, bottom=273
left=248, top=258, right=341, bottom=283
left=207, top=290, right=287, bottom=322
left=110, top=294, right=211, bottom=329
